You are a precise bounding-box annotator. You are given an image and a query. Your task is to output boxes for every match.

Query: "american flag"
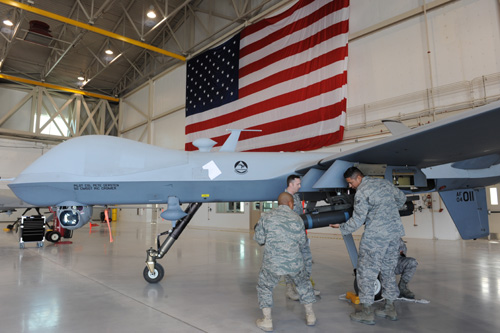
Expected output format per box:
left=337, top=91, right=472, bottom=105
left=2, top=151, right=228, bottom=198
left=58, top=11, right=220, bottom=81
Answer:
left=185, top=0, right=349, bottom=152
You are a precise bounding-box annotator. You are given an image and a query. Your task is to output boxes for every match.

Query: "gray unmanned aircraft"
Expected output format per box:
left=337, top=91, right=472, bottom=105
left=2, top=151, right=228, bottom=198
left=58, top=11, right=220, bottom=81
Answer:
left=8, top=100, right=500, bottom=283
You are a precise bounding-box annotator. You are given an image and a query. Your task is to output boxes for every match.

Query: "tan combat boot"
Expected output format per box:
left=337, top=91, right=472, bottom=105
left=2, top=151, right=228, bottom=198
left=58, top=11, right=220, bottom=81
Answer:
left=304, top=303, right=316, bottom=326
left=350, top=303, right=375, bottom=325
left=256, top=307, right=273, bottom=332
left=375, top=299, right=398, bottom=321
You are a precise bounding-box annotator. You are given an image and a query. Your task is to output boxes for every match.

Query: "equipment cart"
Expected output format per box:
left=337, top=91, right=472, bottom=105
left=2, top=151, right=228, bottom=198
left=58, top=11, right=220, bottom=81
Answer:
left=19, top=215, right=46, bottom=249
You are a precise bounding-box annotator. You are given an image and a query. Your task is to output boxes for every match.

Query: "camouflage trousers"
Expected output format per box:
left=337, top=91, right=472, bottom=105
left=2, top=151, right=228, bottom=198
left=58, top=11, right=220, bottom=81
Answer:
left=395, top=256, right=418, bottom=283
left=257, top=266, right=315, bottom=309
left=285, top=241, right=312, bottom=285
left=357, top=236, right=400, bottom=304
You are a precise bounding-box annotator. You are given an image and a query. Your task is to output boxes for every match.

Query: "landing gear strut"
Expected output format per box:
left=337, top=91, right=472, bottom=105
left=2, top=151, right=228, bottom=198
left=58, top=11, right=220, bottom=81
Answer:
left=143, top=202, right=202, bottom=283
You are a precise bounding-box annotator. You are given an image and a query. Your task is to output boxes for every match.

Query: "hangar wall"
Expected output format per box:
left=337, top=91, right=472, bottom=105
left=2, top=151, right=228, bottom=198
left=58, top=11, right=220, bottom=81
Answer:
left=0, top=138, right=50, bottom=222
left=116, top=0, right=500, bottom=240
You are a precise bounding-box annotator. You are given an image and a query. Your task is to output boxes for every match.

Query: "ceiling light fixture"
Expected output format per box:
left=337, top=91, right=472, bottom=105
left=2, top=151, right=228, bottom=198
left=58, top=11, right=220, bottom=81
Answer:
left=3, top=10, right=14, bottom=26
left=3, top=18, right=13, bottom=26
left=105, top=42, right=113, bottom=55
left=77, top=72, right=85, bottom=81
left=146, top=5, right=156, bottom=19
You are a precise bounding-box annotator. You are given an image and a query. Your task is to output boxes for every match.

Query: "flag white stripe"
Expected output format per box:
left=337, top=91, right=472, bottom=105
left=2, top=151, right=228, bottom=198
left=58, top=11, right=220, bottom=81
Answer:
left=186, top=84, right=347, bottom=143
left=229, top=113, right=346, bottom=151
left=239, top=32, right=348, bottom=90
left=240, top=7, right=349, bottom=70
left=186, top=58, right=348, bottom=126
left=240, top=0, right=337, bottom=47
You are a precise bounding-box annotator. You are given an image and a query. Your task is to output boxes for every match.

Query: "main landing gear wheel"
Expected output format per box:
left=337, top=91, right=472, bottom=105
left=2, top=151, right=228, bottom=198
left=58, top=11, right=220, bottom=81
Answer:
left=143, top=263, right=164, bottom=283
left=354, top=275, right=383, bottom=301
left=46, top=231, right=61, bottom=243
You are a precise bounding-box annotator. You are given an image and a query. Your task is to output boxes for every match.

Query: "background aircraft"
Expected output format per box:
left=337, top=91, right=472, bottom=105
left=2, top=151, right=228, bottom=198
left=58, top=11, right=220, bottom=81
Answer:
left=0, top=188, right=34, bottom=215
left=7, top=100, right=500, bottom=282
left=1, top=188, right=81, bottom=243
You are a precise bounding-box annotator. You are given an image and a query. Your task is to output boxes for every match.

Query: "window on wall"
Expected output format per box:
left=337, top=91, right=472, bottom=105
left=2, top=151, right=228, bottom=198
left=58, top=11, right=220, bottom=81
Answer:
left=34, top=114, right=70, bottom=136
left=490, top=187, right=498, bottom=205
left=216, top=202, right=245, bottom=213
left=262, top=201, right=277, bottom=212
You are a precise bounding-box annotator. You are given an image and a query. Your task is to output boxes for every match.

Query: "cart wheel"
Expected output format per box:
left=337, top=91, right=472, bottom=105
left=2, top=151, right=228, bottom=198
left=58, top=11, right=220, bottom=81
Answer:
left=46, top=231, right=61, bottom=243
left=143, top=263, right=164, bottom=283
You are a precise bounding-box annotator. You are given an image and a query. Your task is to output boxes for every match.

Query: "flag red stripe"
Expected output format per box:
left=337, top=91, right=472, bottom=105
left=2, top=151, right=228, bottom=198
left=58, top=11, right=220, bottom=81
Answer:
left=240, top=0, right=348, bottom=59
left=187, top=99, right=346, bottom=148
left=240, top=20, right=349, bottom=79
left=238, top=99, right=346, bottom=140
left=239, top=45, right=348, bottom=98
left=185, top=71, right=347, bottom=134
left=246, top=130, right=345, bottom=152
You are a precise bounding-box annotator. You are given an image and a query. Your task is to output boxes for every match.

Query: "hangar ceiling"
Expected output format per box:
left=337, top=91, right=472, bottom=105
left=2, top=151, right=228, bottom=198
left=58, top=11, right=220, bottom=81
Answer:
left=0, top=0, right=291, bottom=99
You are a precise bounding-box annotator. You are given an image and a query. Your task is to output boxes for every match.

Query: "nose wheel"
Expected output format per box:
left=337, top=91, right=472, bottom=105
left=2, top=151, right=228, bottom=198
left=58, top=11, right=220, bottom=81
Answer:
left=143, top=263, right=164, bottom=283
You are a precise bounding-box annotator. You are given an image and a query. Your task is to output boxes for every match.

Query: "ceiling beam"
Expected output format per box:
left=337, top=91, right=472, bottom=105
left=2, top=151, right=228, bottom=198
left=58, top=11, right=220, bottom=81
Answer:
left=0, top=73, right=119, bottom=102
left=0, top=0, right=186, bottom=61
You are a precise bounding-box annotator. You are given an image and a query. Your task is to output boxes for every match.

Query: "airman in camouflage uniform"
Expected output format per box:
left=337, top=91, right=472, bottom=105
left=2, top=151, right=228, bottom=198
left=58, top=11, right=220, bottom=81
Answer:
left=395, top=238, right=418, bottom=299
left=283, top=175, right=317, bottom=300
left=254, top=192, right=316, bottom=331
left=331, top=167, right=406, bottom=325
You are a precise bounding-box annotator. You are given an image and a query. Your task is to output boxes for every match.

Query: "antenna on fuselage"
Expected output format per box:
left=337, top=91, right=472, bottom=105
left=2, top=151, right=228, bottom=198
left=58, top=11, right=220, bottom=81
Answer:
left=220, top=129, right=261, bottom=152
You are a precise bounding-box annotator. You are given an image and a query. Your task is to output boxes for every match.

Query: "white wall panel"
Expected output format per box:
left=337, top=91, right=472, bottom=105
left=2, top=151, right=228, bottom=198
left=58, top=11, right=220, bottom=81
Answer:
left=121, top=124, right=148, bottom=143
left=0, top=138, right=49, bottom=180
left=428, top=0, right=500, bottom=86
left=189, top=203, right=250, bottom=230
left=152, top=110, right=185, bottom=149
left=153, top=65, right=186, bottom=118
left=348, top=15, right=429, bottom=106
left=121, top=85, right=150, bottom=130
left=350, top=0, right=421, bottom=33
left=348, top=0, right=500, bottom=107
left=0, top=87, right=33, bottom=131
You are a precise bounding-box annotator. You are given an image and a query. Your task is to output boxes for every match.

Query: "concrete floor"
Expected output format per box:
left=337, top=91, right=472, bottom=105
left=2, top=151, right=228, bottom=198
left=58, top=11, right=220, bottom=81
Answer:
left=1, top=218, right=500, bottom=333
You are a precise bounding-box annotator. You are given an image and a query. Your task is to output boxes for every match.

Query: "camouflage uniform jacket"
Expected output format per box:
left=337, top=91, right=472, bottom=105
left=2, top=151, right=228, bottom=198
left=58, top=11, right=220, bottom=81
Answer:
left=285, top=189, right=303, bottom=215
left=254, top=205, right=307, bottom=275
left=340, top=176, right=406, bottom=239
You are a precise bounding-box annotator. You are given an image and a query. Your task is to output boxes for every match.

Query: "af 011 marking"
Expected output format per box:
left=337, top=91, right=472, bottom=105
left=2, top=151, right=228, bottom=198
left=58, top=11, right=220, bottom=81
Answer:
left=456, top=190, right=475, bottom=202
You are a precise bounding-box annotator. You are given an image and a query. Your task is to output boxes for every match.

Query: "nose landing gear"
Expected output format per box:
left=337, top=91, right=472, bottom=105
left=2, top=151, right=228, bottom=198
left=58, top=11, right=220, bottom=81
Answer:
left=143, top=202, right=202, bottom=283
